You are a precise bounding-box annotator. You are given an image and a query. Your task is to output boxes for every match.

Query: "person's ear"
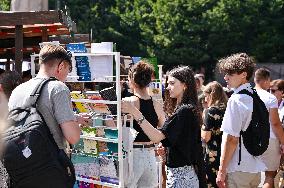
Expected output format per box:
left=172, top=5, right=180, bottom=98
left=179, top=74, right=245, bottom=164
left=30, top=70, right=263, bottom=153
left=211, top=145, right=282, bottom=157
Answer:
left=57, top=62, right=65, bottom=73
left=241, top=72, right=247, bottom=79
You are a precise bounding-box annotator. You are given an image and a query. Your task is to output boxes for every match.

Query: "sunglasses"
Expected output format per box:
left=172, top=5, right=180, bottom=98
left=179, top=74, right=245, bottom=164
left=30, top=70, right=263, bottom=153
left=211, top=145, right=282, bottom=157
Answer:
left=269, top=88, right=279, bottom=93
left=57, top=51, right=73, bottom=73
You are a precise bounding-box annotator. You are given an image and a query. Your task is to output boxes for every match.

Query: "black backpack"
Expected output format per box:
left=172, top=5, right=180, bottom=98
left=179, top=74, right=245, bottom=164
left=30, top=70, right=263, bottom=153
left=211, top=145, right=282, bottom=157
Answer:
left=3, top=78, right=75, bottom=188
left=237, top=88, right=270, bottom=165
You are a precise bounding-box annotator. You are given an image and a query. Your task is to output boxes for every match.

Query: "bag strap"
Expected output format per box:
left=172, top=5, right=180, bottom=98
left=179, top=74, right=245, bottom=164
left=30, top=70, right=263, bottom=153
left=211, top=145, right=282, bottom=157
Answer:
left=236, top=88, right=254, bottom=165
left=24, top=77, right=57, bottom=108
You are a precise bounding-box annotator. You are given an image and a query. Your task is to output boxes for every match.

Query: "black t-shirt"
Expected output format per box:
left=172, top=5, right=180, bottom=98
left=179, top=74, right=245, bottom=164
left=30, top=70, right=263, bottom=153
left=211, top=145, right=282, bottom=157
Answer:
left=160, top=104, right=200, bottom=168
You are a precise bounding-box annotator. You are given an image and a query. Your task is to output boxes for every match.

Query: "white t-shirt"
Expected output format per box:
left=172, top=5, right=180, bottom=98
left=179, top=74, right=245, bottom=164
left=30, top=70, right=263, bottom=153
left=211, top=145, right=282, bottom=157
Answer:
left=255, top=89, right=278, bottom=139
left=221, top=83, right=266, bottom=173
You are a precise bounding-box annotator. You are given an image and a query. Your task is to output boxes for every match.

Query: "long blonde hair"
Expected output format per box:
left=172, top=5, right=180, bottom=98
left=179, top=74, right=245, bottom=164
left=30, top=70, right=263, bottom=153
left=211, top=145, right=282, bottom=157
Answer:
left=203, top=81, right=228, bottom=108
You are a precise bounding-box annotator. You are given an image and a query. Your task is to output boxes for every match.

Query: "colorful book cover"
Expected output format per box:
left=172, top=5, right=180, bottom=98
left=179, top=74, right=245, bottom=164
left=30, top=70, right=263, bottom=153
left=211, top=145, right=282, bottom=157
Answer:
left=71, top=91, right=93, bottom=113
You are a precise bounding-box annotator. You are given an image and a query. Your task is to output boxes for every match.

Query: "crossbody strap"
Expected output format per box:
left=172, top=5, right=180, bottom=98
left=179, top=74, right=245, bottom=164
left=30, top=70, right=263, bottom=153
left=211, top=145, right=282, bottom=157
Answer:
left=237, top=89, right=253, bottom=165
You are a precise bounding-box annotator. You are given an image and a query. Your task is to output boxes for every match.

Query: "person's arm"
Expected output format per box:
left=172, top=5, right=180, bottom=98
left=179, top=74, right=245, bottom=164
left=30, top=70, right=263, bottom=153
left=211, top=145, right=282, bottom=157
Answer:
left=201, top=107, right=217, bottom=143
left=131, top=106, right=166, bottom=143
left=270, top=108, right=284, bottom=144
left=201, top=130, right=211, bottom=143
left=201, top=108, right=213, bottom=143
left=60, top=114, right=90, bottom=144
left=122, top=99, right=165, bottom=143
left=53, top=87, right=89, bottom=145
left=153, top=100, right=166, bottom=128
left=216, top=95, right=248, bottom=188
left=60, top=121, right=81, bottom=144
left=216, top=134, right=238, bottom=186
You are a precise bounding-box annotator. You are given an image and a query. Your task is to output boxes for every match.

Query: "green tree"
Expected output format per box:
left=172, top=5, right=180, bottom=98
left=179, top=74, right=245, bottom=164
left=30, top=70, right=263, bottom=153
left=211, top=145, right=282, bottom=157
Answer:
left=0, top=0, right=11, bottom=11
left=65, top=0, right=284, bottom=71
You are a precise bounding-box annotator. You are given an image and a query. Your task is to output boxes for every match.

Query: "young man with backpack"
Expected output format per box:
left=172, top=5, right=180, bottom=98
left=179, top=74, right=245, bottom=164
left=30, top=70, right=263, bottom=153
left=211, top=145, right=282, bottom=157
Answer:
left=216, top=53, right=267, bottom=188
left=7, top=45, right=89, bottom=187
left=254, top=68, right=284, bottom=188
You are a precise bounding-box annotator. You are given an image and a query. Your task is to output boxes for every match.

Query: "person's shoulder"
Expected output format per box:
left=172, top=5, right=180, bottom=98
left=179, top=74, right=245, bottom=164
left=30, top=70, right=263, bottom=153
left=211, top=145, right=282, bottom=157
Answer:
left=48, top=80, right=70, bottom=93
left=176, top=104, right=195, bottom=115
left=256, top=88, right=277, bottom=103
left=264, top=90, right=277, bottom=101
left=231, top=91, right=252, bottom=104
left=11, top=79, right=35, bottom=93
left=256, top=88, right=270, bottom=97
left=208, top=106, right=223, bottom=114
left=122, top=95, right=138, bottom=102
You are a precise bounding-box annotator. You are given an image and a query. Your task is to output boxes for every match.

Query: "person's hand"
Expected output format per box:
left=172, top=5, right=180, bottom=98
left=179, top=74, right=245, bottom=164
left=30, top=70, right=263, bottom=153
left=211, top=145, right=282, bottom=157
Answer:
left=157, top=143, right=166, bottom=155
left=121, top=99, right=135, bottom=114
left=157, top=143, right=166, bottom=161
left=75, top=113, right=91, bottom=128
left=216, top=168, right=227, bottom=188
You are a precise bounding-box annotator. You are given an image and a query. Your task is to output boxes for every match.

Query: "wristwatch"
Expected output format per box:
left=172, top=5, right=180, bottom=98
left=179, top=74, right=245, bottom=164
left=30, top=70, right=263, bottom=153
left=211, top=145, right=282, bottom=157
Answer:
left=137, top=116, right=145, bottom=125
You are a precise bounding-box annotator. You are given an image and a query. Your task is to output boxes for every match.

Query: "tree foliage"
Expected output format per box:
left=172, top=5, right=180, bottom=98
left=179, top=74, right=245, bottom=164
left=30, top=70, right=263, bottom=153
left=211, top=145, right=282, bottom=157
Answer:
left=0, top=0, right=11, bottom=11
left=65, top=0, right=284, bottom=70
left=2, top=0, right=283, bottom=69
left=13, top=0, right=270, bottom=72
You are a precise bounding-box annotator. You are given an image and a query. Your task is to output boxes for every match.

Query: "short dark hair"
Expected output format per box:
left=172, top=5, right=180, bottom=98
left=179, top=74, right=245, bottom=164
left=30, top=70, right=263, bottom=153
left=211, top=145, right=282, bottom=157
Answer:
left=254, top=68, right=270, bottom=83
left=0, top=71, right=22, bottom=98
left=39, top=44, right=72, bottom=69
left=218, top=53, right=256, bottom=80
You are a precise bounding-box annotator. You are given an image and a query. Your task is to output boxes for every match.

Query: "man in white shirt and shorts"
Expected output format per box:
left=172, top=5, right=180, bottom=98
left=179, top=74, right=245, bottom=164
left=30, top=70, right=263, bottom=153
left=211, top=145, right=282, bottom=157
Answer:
left=254, top=68, right=284, bottom=188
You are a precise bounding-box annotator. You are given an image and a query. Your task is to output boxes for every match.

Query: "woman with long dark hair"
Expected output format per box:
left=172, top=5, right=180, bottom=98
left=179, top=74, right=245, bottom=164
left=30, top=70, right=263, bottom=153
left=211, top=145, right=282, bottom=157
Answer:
left=122, top=66, right=205, bottom=187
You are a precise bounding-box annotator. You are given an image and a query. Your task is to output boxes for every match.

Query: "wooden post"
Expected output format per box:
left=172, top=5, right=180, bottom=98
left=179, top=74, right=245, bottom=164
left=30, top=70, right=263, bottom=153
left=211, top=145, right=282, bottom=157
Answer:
left=15, top=25, right=23, bottom=73
left=5, top=58, right=10, bottom=71
left=42, top=26, right=48, bottom=42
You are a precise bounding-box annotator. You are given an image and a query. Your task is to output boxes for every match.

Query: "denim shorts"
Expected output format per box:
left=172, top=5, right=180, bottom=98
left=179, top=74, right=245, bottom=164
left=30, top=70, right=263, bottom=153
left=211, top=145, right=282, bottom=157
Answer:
left=166, top=165, right=199, bottom=188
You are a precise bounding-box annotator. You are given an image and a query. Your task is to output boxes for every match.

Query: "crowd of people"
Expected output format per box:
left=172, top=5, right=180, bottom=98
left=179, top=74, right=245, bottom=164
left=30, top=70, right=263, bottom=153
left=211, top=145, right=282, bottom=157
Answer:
left=0, top=45, right=283, bottom=188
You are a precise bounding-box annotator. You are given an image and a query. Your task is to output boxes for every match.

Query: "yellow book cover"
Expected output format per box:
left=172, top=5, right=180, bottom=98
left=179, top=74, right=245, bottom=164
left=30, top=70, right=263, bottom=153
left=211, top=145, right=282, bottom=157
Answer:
left=70, top=91, right=93, bottom=113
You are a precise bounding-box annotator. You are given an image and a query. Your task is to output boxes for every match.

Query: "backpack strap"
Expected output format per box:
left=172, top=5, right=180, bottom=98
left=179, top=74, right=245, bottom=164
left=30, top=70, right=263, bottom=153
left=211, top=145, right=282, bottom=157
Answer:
left=24, top=77, right=57, bottom=108
left=236, top=88, right=254, bottom=165
left=238, top=89, right=254, bottom=97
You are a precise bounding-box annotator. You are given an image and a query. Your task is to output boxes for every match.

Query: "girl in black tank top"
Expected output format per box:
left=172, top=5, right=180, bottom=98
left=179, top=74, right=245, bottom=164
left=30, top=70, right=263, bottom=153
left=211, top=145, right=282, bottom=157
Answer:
left=132, top=95, right=159, bottom=142
left=121, top=61, right=166, bottom=187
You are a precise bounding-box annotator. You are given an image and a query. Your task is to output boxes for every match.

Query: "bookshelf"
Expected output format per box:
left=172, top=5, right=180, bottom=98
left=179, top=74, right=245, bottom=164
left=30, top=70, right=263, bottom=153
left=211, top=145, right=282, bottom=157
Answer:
left=30, top=50, right=133, bottom=188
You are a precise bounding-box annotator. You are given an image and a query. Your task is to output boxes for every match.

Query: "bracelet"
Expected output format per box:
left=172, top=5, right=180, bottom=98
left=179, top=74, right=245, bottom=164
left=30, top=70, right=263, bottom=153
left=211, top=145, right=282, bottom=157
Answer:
left=136, top=115, right=145, bottom=125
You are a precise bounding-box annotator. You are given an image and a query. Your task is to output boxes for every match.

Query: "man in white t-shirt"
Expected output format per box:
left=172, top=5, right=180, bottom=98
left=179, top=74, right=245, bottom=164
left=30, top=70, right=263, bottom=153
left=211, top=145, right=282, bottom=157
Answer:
left=216, top=53, right=266, bottom=188
left=254, top=68, right=284, bottom=188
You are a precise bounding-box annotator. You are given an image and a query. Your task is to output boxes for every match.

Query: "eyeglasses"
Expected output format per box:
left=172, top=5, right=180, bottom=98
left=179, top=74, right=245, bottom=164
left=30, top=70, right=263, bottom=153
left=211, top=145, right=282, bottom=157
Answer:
left=58, top=50, right=72, bottom=73
left=269, top=88, right=279, bottom=93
